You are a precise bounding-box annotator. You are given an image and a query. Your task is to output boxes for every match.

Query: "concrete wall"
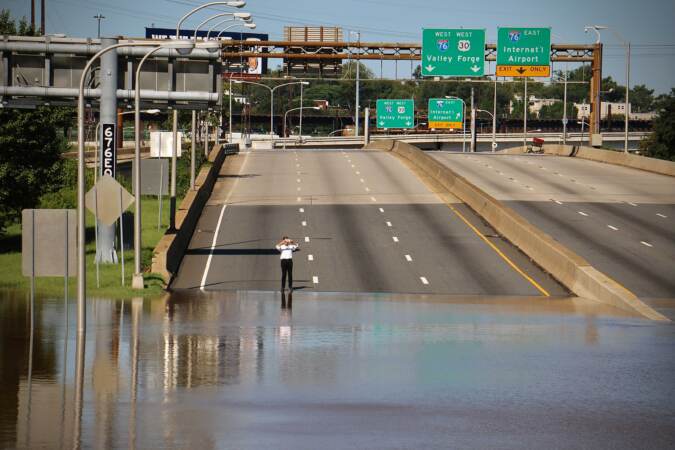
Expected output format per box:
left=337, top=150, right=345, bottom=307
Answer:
left=366, top=139, right=668, bottom=321
left=542, top=144, right=675, bottom=177
left=152, top=143, right=239, bottom=283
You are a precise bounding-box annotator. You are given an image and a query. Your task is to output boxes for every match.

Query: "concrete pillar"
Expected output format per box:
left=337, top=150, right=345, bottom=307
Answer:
left=97, top=37, right=119, bottom=264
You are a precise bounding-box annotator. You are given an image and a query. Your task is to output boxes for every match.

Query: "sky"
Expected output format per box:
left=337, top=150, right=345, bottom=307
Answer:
left=4, top=0, right=675, bottom=94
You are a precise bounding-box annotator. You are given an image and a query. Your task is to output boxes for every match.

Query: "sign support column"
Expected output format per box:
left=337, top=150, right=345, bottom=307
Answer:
left=98, top=37, right=119, bottom=264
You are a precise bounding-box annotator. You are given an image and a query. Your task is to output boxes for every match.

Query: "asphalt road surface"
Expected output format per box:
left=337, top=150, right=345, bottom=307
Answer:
left=433, top=152, right=675, bottom=302
left=171, top=149, right=564, bottom=296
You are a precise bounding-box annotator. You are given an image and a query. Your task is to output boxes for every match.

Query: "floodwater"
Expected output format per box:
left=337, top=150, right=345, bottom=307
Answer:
left=1, top=290, right=674, bottom=450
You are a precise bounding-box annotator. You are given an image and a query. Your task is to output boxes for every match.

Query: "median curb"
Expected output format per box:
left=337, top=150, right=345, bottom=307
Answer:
left=151, top=143, right=239, bottom=284
left=366, top=139, right=669, bottom=321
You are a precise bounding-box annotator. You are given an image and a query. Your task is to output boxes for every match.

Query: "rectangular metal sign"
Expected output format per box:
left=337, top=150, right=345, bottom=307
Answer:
left=134, top=159, right=170, bottom=196
left=101, top=123, right=116, bottom=178
left=422, top=29, right=485, bottom=77
left=497, top=27, right=551, bottom=77
left=376, top=99, right=415, bottom=129
left=22, top=209, right=76, bottom=277
left=428, top=98, right=464, bottom=129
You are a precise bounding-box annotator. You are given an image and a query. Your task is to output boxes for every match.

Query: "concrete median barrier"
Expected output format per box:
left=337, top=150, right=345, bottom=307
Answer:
left=501, top=144, right=675, bottom=177
left=365, top=139, right=669, bottom=321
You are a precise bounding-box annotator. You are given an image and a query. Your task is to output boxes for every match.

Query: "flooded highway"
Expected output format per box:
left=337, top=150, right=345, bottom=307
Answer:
left=1, top=290, right=674, bottom=449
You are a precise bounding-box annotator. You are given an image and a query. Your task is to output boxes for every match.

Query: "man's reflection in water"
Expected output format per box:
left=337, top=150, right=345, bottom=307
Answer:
left=281, top=290, right=293, bottom=310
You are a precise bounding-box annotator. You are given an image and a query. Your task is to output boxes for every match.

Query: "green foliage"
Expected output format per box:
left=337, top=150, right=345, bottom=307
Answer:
left=639, top=89, right=675, bottom=161
left=0, top=107, right=72, bottom=233
left=0, top=9, right=37, bottom=36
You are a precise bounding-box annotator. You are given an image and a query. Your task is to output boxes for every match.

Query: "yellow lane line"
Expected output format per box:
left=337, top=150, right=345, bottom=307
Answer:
left=444, top=200, right=551, bottom=297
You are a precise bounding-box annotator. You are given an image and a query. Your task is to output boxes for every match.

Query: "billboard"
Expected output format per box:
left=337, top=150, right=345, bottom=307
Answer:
left=145, top=27, right=268, bottom=75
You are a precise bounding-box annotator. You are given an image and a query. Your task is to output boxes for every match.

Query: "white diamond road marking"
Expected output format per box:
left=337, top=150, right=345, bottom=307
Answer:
left=656, top=213, right=667, bottom=218
left=420, top=277, right=429, bottom=285
left=304, top=236, right=310, bottom=242
left=578, top=211, right=588, bottom=217
left=308, top=254, right=314, bottom=261
left=386, top=221, right=392, bottom=227
left=641, top=241, right=653, bottom=248
left=313, top=276, right=319, bottom=284
left=607, top=225, right=619, bottom=231
left=405, top=254, right=412, bottom=262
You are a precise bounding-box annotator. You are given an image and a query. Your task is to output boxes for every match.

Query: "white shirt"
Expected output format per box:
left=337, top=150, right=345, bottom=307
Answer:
left=276, top=243, right=298, bottom=259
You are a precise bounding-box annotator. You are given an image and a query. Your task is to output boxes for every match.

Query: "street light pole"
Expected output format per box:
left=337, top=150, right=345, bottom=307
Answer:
left=476, top=109, right=496, bottom=153
left=624, top=41, right=631, bottom=153
left=492, top=75, right=497, bottom=152
left=350, top=31, right=361, bottom=137
left=445, top=95, right=467, bottom=152
left=284, top=106, right=320, bottom=148
left=563, top=65, right=568, bottom=144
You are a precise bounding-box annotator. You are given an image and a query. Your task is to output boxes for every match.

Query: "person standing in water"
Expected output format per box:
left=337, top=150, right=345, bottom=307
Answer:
left=276, top=236, right=299, bottom=291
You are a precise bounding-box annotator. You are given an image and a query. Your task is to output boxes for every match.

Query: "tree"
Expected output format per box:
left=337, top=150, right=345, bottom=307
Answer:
left=630, top=84, right=655, bottom=112
left=639, top=89, right=675, bottom=161
left=0, top=10, right=69, bottom=234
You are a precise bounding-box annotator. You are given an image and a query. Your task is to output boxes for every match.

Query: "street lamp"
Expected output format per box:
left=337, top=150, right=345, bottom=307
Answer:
left=349, top=30, right=361, bottom=137
left=233, top=80, right=309, bottom=138
left=192, top=12, right=252, bottom=42
left=284, top=106, right=320, bottom=149
left=175, top=1, right=246, bottom=54
left=206, top=17, right=255, bottom=39
left=445, top=96, right=467, bottom=152
left=131, top=39, right=195, bottom=290
left=585, top=25, right=630, bottom=153
left=475, top=109, right=496, bottom=152
left=77, top=40, right=172, bottom=333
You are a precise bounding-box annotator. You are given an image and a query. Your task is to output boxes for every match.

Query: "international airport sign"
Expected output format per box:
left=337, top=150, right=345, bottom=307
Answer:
left=428, top=98, right=464, bottom=129
left=422, top=29, right=485, bottom=77
left=496, top=27, right=551, bottom=77
left=376, top=99, right=415, bottom=129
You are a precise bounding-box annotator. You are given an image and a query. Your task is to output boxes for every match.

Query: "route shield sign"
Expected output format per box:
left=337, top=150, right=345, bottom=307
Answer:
left=496, top=27, right=551, bottom=77
left=428, top=98, right=464, bottom=129
left=376, top=99, right=415, bottom=129
left=422, top=29, right=485, bottom=77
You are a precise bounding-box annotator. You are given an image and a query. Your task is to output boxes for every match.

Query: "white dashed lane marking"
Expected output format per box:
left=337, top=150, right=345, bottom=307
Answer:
left=308, top=254, right=314, bottom=261
left=405, top=255, right=412, bottom=262
left=578, top=211, right=588, bottom=217
left=392, top=236, right=399, bottom=242
left=628, top=202, right=638, bottom=207
left=301, top=221, right=307, bottom=227
left=656, top=213, right=667, bottom=218
left=313, top=276, right=319, bottom=284
left=379, top=208, right=384, bottom=213
left=304, top=236, right=310, bottom=243
left=386, top=221, right=392, bottom=227
left=371, top=197, right=377, bottom=202
left=299, top=208, right=304, bottom=213
left=607, top=225, right=619, bottom=231
left=641, top=241, right=653, bottom=248
left=554, top=200, right=563, bottom=205
left=420, top=277, right=429, bottom=285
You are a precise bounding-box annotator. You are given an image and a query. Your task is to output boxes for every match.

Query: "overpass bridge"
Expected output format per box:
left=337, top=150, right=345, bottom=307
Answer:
left=165, top=141, right=674, bottom=321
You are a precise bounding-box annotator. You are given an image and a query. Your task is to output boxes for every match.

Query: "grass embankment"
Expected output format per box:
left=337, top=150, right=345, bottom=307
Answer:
left=0, top=196, right=173, bottom=298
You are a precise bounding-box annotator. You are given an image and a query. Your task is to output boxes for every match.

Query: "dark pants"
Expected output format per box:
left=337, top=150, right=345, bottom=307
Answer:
left=281, top=259, right=293, bottom=289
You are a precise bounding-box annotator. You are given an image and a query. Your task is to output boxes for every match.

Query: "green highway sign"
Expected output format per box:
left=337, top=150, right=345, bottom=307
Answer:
left=376, top=99, right=415, bottom=129
left=428, top=98, right=464, bottom=129
left=496, top=27, right=551, bottom=77
left=421, top=29, right=485, bottom=77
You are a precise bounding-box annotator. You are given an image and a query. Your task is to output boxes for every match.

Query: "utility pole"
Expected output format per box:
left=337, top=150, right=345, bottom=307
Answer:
left=94, top=14, right=105, bottom=39
left=523, top=78, right=528, bottom=149
left=470, top=88, right=477, bottom=152
left=40, top=0, right=45, bottom=35
left=31, top=0, right=36, bottom=32
left=562, top=64, right=568, bottom=144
